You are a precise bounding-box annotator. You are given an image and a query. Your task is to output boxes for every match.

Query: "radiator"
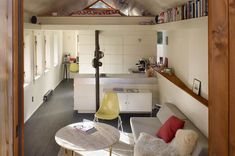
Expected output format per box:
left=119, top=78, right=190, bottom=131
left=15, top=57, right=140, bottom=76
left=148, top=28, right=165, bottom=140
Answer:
left=43, top=89, right=53, bottom=102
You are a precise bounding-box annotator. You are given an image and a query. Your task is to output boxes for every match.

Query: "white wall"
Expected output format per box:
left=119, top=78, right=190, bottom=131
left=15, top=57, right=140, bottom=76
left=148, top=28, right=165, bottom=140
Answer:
left=156, top=22, right=208, bottom=136
left=63, top=31, right=77, bottom=57
left=157, top=73, right=208, bottom=137
left=24, top=29, right=63, bottom=122
left=162, top=26, right=208, bottom=99
left=63, top=30, right=157, bottom=74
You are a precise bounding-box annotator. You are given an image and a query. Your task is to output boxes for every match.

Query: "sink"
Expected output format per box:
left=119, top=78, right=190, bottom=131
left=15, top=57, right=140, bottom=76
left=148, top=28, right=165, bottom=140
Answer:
left=100, top=73, right=108, bottom=77
left=128, top=68, right=145, bottom=74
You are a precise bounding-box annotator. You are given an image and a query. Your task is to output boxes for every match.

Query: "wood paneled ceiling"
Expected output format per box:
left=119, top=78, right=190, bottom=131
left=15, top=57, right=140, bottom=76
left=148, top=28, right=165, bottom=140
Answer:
left=24, top=0, right=188, bottom=16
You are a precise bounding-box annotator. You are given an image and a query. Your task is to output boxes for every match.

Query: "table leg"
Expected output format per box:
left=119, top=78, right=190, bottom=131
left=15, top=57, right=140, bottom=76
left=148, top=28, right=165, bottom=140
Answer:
left=64, top=148, right=74, bottom=156
left=65, top=64, right=68, bottom=80
left=109, top=146, right=112, bottom=156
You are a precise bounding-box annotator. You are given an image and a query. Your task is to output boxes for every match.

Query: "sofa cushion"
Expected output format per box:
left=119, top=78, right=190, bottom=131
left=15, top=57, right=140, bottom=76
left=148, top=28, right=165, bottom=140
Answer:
left=157, top=116, right=185, bottom=143
left=130, top=103, right=208, bottom=156
left=171, top=129, right=199, bottom=156
left=134, top=132, right=179, bottom=156
left=183, top=120, right=208, bottom=156
left=130, top=117, right=162, bottom=142
left=157, top=103, right=187, bottom=124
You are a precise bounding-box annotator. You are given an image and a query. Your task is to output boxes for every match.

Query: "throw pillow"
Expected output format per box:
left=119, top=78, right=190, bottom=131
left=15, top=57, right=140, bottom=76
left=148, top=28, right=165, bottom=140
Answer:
left=156, top=116, right=185, bottom=143
left=171, top=129, right=199, bottom=156
left=134, top=132, right=179, bottom=156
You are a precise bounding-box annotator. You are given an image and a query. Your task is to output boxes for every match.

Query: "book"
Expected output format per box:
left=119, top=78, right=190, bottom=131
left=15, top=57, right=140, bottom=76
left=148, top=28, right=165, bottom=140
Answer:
left=156, top=0, right=208, bottom=24
left=113, top=88, right=124, bottom=92
left=73, top=123, right=97, bottom=134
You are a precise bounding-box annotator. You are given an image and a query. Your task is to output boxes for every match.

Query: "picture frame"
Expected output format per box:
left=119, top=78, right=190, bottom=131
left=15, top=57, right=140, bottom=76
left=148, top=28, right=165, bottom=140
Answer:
left=192, top=79, right=201, bottom=95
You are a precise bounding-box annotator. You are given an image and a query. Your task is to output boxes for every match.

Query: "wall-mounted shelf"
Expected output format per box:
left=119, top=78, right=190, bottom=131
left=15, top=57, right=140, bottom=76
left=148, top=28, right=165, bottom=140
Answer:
left=153, top=16, right=208, bottom=31
left=25, top=16, right=207, bottom=31
left=24, top=23, right=41, bottom=29
left=155, top=69, right=208, bottom=107
left=38, top=16, right=155, bottom=25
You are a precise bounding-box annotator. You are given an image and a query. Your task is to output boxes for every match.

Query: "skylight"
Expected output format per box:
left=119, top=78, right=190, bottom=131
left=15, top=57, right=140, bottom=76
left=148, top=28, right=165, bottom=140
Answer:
left=90, top=1, right=112, bottom=9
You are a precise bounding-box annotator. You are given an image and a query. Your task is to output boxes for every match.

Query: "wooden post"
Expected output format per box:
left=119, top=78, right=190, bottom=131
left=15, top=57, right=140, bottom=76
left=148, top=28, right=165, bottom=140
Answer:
left=209, top=0, right=235, bottom=155
left=17, top=0, right=24, bottom=155
left=0, top=0, right=23, bottom=155
left=229, top=0, right=235, bottom=155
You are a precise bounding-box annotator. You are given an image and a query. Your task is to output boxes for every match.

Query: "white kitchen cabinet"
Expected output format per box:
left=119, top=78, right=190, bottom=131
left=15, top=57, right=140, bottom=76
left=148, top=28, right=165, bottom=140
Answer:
left=77, top=31, right=156, bottom=74
left=74, top=74, right=158, bottom=113
left=117, top=90, right=152, bottom=113
left=74, top=84, right=96, bottom=113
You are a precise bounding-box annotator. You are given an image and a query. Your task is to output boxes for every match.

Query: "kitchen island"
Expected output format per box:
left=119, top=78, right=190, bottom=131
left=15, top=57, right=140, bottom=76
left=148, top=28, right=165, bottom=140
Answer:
left=74, top=73, right=158, bottom=113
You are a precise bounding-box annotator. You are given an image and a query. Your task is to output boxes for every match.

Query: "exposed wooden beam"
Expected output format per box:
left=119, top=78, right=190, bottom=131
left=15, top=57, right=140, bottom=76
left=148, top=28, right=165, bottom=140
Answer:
left=209, top=0, right=229, bottom=155
left=229, top=0, right=235, bottom=155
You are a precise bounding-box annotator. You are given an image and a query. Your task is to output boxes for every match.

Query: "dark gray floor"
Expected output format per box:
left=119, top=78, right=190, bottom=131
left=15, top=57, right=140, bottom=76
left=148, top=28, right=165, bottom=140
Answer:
left=24, top=80, right=150, bottom=156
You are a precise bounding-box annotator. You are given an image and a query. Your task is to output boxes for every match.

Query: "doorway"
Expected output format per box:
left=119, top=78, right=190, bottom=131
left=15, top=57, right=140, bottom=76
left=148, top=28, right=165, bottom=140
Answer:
left=1, top=0, right=235, bottom=156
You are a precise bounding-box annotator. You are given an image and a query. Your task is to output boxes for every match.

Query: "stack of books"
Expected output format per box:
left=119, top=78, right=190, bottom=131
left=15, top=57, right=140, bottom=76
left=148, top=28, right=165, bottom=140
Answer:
left=73, top=122, right=97, bottom=134
left=157, top=0, right=208, bottom=24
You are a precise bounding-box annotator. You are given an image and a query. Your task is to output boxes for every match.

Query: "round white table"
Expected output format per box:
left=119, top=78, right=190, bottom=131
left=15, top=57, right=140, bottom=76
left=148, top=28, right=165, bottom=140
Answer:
left=55, top=122, right=120, bottom=156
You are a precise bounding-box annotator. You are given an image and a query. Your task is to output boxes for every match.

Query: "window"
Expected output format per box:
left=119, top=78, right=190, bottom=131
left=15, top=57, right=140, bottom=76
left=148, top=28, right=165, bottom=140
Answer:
left=90, top=1, right=111, bottom=9
left=34, top=31, right=44, bottom=78
left=24, top=30, right=32, bottom=84
left=53, top=32, right=59, bottom=66
left=44, top=32, right=51, bottom=71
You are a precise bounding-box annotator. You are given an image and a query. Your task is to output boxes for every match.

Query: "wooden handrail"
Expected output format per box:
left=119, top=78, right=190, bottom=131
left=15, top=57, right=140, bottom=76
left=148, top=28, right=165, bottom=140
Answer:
left=155, top=69, right=208, bottom=107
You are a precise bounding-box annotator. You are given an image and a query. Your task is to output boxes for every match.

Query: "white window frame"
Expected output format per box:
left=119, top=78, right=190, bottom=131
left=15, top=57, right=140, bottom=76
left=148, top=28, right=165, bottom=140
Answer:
left=33, top=31, right=44, bottom=80
left=53, top=31, right=59, bottom=67
left=44, top=31, right=51, bottom=72
left=24, top=30, right=33, bottom=85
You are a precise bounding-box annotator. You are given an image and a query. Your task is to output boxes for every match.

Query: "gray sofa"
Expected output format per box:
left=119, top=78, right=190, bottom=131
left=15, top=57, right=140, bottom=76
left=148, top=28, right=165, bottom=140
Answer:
left=130, top=103, right=208, bottom=156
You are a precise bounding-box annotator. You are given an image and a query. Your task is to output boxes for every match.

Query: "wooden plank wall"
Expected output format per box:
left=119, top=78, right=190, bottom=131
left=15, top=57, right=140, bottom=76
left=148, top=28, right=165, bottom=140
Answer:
left=0, top=0, right=14, bottom=155
left=229, top=0, right=235, bottom=155
left=209, top=0, right=235, bottom=155
left=0, top=0, right=21, bottom=155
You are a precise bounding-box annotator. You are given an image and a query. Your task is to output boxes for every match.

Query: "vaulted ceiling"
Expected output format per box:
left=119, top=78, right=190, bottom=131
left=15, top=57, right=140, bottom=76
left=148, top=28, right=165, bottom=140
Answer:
left=24, top=0, right=188, bottom=17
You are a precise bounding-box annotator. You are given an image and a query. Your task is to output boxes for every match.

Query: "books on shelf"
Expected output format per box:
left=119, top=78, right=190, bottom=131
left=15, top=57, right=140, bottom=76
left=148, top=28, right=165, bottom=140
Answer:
left=157, top=0, right=208, bottom=24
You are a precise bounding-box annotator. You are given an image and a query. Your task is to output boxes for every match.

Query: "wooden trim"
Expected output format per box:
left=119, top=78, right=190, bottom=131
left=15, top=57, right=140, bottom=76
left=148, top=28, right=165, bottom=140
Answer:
left=209, top=0, right=229, bottom=155
left=13, top=0, right=19, bottom=154
left=18, top=0, right=24, bottom=155
left=155, top=70, right=208, bottom=106
left=13, top=0, right=24, bottom=155
left=229, top=0, right=235, bottom=155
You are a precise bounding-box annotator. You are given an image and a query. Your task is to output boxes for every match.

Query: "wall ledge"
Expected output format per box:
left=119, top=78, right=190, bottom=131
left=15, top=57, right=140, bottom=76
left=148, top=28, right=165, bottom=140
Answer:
left=155, top=69, right=208, bottom=107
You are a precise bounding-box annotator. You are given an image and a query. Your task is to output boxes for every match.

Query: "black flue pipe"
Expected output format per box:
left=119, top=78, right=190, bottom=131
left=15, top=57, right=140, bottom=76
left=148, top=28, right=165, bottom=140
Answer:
left=95, top=30, right=100, bottom=111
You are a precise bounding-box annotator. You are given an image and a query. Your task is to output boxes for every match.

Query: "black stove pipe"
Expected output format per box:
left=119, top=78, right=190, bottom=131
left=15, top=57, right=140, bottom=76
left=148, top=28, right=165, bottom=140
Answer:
left=94, top=30, right=101, bottom=111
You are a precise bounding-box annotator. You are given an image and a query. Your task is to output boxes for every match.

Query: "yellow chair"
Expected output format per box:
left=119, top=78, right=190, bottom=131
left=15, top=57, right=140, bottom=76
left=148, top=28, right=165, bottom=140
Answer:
left=94, top=92, right=123, bottom=131
left=69, top=63, right=79, bottom=73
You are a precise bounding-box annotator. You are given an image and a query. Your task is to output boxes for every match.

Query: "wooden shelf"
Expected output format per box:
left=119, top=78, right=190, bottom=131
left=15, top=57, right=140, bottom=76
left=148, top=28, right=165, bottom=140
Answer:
left=153, top=16, right=208, bottom=31
left=155, top=69, right=208, bottom=107
left=37, top=16, right=155, bottom=25
left=25, top=16, right=207, bottom=31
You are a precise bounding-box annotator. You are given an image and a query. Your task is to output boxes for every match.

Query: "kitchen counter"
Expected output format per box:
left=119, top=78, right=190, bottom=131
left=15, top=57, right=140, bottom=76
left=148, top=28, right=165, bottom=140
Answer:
left=74, top=73, right=159, bottom=113
left=75, top=73, right=158, bottom=84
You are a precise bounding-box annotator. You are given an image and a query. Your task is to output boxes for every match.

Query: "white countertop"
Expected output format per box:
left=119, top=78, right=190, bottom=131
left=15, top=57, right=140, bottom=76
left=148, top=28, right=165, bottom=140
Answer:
left=75, top=73, right=158, bottom=84
left=75, top=73, right=147, bottom=78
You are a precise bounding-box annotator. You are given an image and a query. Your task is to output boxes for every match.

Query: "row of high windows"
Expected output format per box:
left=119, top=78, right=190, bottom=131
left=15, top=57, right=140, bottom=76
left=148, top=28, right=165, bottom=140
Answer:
left=24, top=30, right=60, bottom=84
